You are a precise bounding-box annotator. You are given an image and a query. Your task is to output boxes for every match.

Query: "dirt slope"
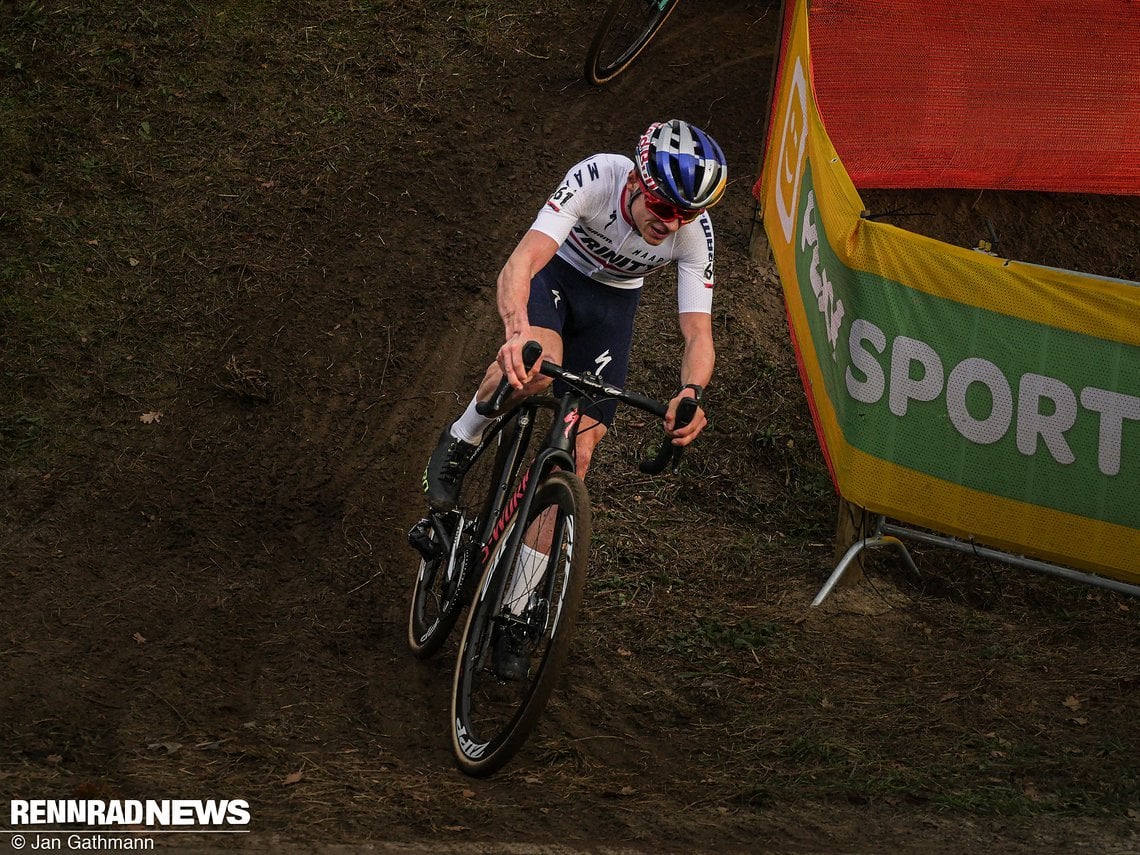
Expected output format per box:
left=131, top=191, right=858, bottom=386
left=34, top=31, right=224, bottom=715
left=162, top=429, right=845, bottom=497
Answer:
left=2, top=1, right=1138, bottom=853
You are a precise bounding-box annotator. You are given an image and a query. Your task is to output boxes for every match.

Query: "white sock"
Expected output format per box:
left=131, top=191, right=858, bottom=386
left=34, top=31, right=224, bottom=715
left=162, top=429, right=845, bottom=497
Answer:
left=504, top=544, right=548, bottom=615
left=450, top=394, right=493, bottom=445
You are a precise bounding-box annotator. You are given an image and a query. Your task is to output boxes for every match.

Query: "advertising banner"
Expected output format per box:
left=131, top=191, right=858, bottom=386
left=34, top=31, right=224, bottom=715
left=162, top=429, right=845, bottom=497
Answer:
left=757, top=0, right=1140, bottom=583
left=805, top=0, right=1140, bottom=195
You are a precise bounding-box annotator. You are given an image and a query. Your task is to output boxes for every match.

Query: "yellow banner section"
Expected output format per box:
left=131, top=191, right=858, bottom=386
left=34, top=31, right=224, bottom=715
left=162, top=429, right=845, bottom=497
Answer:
left=758, top=0, right=1140, bottom=583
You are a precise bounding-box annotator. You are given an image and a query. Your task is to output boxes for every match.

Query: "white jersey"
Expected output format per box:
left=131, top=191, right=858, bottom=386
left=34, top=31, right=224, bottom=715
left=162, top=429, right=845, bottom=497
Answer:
left=529, top=153, right=715, bottom=315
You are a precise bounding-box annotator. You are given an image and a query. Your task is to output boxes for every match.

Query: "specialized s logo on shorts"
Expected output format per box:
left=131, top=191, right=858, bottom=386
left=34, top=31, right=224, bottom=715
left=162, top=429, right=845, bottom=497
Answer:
left=594, top=349, right=612, bottom=376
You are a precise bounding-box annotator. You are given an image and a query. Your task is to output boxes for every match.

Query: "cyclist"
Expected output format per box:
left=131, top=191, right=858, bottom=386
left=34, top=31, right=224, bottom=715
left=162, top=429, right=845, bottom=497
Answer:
left=423, top=118, right=727, bottom=508
left=421, top=119, right=727, bottom=678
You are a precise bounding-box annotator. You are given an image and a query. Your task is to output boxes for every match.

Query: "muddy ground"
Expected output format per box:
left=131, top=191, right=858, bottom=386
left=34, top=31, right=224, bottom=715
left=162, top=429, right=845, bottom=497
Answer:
left=2, top=1, right=1139, bottom=852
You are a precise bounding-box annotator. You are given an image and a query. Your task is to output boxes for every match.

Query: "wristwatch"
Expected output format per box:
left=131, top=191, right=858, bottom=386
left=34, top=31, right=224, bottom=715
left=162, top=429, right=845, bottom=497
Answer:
left=678, top=383, right=704, bottom=403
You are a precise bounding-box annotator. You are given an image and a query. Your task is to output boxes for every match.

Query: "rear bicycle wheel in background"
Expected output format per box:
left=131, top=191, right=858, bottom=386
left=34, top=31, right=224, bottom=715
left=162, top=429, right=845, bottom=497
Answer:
left=584, top=0, right=681, bottom=85
left=450, top=470, right=591, bottom=776
left=407, top=419, right=512, bottom=659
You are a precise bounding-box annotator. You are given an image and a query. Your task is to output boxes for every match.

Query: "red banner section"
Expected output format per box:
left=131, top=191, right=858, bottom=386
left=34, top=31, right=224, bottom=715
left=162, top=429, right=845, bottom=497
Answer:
left=804, top=0, right=1140, bottom=195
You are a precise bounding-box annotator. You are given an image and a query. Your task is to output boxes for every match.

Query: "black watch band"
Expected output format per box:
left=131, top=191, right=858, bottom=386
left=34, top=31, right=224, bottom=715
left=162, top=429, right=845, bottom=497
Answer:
left=678, top=383, right=704, bottom=403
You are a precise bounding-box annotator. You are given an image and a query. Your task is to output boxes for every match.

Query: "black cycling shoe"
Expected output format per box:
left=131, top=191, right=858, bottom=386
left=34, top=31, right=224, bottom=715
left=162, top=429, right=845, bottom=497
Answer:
left=491, top=624, right=531, bottom=682
left=422, top=428, right=477, bottom=511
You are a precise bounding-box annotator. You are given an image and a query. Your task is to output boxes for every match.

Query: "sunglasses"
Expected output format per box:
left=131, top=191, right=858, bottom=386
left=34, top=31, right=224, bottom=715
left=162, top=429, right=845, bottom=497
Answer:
left=637, top=181, right=704, bottom=225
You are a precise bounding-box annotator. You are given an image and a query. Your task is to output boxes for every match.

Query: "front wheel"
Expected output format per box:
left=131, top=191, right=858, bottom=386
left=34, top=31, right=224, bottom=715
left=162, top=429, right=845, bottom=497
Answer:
left=584, top=0, right=680, bottom=85
left=450, top=471, right=591, bottom=776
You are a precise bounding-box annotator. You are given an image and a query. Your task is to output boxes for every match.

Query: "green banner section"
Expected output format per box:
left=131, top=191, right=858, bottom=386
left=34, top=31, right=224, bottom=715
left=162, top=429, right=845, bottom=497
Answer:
left=793, top=164, right=1140, bottom=529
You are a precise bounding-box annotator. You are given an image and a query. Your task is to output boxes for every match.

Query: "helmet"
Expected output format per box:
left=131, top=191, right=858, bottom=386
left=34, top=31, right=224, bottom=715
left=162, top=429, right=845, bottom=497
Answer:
left=635, top=119, right=727, bottom=211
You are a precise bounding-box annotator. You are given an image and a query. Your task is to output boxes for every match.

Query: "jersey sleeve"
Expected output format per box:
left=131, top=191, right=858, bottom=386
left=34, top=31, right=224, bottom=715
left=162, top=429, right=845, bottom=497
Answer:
left=529, top=155, right=628, bottom=246
left=675, top=214, right=716, bottom=314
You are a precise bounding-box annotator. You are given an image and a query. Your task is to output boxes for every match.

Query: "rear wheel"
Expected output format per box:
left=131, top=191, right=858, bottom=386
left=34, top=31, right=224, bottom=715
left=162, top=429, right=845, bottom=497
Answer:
left=450, top=471, right=591, bottom=776
left=407, top=419, right=512, bottom=659
left=584, top=0, right=680, bottom=85
left=406, top=512, right=468, bottom=659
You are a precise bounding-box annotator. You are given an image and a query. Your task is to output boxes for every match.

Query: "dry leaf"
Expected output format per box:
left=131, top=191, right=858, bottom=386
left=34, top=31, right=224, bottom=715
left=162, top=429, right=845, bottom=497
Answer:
left=462, top=789, right=476, bottom=799
left=47, top=755, right=63, bottom=765
left=617, top=646, right=633, bottom=657
left=132, top=632, right=146, bottom=644
left=283, top=770, right=303, bottom=785
left=1062, top=695, right=1082, bottom=711
left=140, top=411, right=162, bottom=424
left=128, top=257, right=140, bottom=267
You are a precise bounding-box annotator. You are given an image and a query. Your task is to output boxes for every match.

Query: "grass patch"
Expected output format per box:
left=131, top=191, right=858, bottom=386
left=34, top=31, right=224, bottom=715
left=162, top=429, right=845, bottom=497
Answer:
left=663, top=616, right=784, bottom=659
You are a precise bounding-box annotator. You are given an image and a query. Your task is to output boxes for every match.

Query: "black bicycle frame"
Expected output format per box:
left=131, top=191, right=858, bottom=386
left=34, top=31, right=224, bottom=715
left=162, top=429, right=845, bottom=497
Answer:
left=471, top=390, right=583, bottom=601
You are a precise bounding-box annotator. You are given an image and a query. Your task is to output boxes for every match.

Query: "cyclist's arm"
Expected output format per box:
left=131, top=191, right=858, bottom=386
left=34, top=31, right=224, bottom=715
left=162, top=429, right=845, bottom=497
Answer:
left=667, top=310, right=714, bottom=446
left=666, top=218, right=715, bottom=444
left=496, top=229, right=559, bottom=389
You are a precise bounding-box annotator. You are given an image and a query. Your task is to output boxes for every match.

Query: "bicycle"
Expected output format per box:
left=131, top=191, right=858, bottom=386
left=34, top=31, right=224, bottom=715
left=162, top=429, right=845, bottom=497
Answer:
left=584, top=0, right=681, bottom=85
left=407, top=341, right=698, bottom=776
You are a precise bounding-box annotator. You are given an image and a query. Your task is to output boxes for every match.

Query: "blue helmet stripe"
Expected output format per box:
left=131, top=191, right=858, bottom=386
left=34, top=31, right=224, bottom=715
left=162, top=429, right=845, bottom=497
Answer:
left=639, top=119, right=727, bottom=210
